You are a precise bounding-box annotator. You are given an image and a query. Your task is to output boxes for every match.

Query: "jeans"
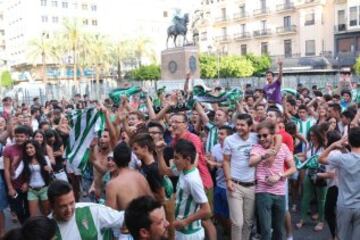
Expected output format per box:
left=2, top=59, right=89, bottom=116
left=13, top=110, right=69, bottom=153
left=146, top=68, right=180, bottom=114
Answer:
left=8, top=189, right=29, bottom=224
left=336, top=206, right=360, bottom=240
left=300, top=175, right=327, bottom=222
left=256, top=193, right=286, bottom=240
left=227, top=184, right=255, bottom=240
left=325, top=185, right=338, bottom=238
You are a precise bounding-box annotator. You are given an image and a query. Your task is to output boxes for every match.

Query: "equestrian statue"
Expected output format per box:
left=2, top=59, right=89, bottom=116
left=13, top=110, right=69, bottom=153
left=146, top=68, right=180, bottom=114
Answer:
left=166, top=13, right=189, bottom=48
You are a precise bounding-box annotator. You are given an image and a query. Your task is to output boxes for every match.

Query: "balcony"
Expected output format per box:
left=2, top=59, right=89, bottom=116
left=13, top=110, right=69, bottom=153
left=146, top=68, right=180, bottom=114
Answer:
left=214, top=16, right=229, bottom=25
left=233, top=32, right=251, bottom=41
left=233, top=12, right=249, bottom=21
left=215, top=35, right=231, bottom=43
left=253, top=8, right=270, bottom=17
left=253, top=29, right=272, bottom=38
left=276, top=25, right=297, bottom=35
left=276, top=2, right=295, bottom=13
left=334, top=24, right=347, bottom=33
left=300, top=0, right=325, bottom=8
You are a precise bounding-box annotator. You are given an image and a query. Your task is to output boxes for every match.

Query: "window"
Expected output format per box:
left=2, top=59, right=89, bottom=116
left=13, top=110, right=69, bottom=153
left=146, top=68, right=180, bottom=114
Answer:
left=52, top=16, right=59, bottom=23
left=41, top=0, right=47, bottom=6
left=350, top=6, right=357, bottom=26
left=284, top=39, right=292, bottom=58
left=305, top=13, right=315, bottom=25
left=91, top=5, right=97, bottom=11
left=239, top=4, right=245, bottom=15
left=261, top=42, right=268, bottom=55
left=51, top=1, right=57, bottom=7
left=241, top=44, right=247, bottom=55
left=305, top=40, right=316, bottom=56
left=338, top=10, right=346, bottom=31
left=284, top=16, right=291, bottom=28
left=82, top=4, right=88, bottom=10
left=261, top=20, right=267, bottom=31
left=41, top=16, right=48, bottom=22
left=83, top=19, right=88, bottom=25
left=260, top=0, right=266, bottom=10
left=221, top=8, right=226, bottom=20
left=241, top=24, right=246, bottom=33
left=222, top=27, right=227, bottom=36
left=62, top=1, right=68, bottom=8
left=92, top=20, right=98, bottom=26
left=201, top=32, right=207, bottom=41
left=338, top=38, right=353, bottom=53
left=163, top=11, right=168, bottom=17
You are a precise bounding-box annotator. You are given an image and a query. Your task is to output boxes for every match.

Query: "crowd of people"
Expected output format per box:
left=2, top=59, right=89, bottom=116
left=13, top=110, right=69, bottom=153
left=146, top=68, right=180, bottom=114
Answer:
left=0, top=61, right=360, bottom=240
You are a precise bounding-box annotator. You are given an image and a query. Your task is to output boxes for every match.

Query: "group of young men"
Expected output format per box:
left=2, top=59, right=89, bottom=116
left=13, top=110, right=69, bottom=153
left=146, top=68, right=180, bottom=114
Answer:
left=0, top=61, right=360, bottom=240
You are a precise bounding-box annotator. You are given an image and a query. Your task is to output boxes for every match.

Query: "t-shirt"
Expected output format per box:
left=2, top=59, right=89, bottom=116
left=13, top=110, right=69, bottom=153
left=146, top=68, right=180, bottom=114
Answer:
left=141, top=162, right=164, bottom=194
left=211, top=143, right=226, bottom=189
left=263, top=79, right=281, bottom=104
left=223, top=132, right=258, bottom=182
left=172, top=167, right=207, bottom=236
left=3, top=144, right=25, bottom=189
left=328, top=151, right=360, bottom=208
left=278, top=129, right=294, bottom=153
left=251, top=143, right=292, bottom=195
left=53, top=202, right=124, bottom=240
left=173, top=131, right=213, bottom=189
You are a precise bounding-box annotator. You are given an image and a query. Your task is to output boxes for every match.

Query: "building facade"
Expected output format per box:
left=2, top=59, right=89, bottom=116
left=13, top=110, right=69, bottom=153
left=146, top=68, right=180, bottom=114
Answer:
left=334, top=0, right=360, bottom=66
left=197, top=0, right=336, bottom=66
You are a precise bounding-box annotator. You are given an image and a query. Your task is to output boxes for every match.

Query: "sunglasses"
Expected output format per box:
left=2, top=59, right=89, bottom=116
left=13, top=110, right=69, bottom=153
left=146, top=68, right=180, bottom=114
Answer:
left=257, top=133, right=269, bottom=139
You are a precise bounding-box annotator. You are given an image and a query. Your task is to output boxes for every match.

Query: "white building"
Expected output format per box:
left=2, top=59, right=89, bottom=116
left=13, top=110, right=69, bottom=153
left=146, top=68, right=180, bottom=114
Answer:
left=0, top=1, right=6, bottom=67
left=4, top=0, right=100, bottom=67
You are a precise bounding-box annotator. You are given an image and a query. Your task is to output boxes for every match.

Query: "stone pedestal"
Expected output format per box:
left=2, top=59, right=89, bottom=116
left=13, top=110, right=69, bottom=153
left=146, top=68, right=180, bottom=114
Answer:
left=161, top=46, right=200, bottom=80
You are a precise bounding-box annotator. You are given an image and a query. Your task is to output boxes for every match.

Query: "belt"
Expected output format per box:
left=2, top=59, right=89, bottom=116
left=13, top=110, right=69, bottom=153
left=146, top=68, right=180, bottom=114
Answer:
left=30, top=186, right=45, bottom=191
left=232, top=179, right=256, bottom=187
left=54, top=169, right=65, bottom=174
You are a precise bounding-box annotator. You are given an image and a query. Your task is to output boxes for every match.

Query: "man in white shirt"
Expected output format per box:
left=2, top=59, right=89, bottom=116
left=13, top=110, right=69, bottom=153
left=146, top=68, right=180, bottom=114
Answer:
left=48, top=180, right=124, bottom=240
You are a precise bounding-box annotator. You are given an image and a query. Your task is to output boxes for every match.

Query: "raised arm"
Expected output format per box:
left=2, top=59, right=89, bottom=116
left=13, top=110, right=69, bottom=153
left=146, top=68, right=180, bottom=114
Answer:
left=156, top=140, right=174, bottom=177
left=184, top=73, right=191, bottom=95
left=195, top=102, right=209, bottom=126
left=277, top=60, right=283, bottom=85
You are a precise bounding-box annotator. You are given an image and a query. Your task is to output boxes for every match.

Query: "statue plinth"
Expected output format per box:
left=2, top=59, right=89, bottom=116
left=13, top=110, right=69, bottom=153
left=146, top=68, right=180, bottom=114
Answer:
left=161, top=46, right=200, bottom=80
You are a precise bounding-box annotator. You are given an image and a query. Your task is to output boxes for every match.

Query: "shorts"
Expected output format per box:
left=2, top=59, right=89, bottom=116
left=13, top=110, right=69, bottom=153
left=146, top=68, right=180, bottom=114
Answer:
left=214, top=186, right=229, bottom=218
left=175, top=228, right=205, bottom=240
left=0, top=174, right=8, bottom=210
left=27, top=186, right=48, bottom=201
left=205, top=188, right=214, bottom=218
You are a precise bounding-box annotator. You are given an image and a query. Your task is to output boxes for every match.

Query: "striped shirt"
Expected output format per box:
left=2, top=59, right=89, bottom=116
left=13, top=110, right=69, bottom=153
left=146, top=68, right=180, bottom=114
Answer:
left=173, top=167, right=208, bottom=235
left=251, top=143, right=293, bottom=195
left=205, top=122, right=218, bottom=153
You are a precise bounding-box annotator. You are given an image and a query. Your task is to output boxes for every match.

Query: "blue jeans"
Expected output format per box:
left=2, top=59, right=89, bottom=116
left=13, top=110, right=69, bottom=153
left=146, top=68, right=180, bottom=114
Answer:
left=256, top=192, right=285, bottom=240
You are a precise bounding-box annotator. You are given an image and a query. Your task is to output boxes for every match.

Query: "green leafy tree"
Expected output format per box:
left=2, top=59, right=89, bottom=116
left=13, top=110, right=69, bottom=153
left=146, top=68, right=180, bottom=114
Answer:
left=199, top=54, right=217, bottom=78
left=131, top=64, right=160, bottom=80
left=220, top=56, right=254, bottom=78
left=355, top=56, right=360, bottom=75
left=0, top=71, right=13, bottom=88
left=245, top=54, right=272, bottom=76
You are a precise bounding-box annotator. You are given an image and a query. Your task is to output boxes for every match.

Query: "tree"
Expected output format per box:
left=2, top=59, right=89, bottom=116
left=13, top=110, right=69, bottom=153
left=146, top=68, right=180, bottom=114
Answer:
left=355, top=56, right=360, bottom=75
left=245, top=54, right=272, bottom=76
left=219, top=56, right=254, bottom=78
left=0, top=71, right=13, bottom=88
left=28, top=34, right=54, bottom=83
left=110, top=40, right=132, bottom=81
left=63, top=19, right=82, bottom=82
left=199, top=54, right=217, bottom=78
left=131, top=64, right=160, bottom=80
left=133, top=37, right=156, bottom=67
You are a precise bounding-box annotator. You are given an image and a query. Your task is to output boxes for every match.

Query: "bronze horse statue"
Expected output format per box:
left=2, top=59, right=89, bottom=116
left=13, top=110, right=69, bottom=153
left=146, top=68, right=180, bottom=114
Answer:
left=167, top=14, right=189, bottom=48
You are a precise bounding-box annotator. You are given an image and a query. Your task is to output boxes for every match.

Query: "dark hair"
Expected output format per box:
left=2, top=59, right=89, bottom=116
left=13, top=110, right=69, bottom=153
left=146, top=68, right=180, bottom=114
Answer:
left=266, top=70, right=274, bottom=77
left=39, top=121, right=50, bottom=130
left=329, top=103, right=341, bottom=113
left=236, top=113, right=253, bottom=126
left=129, top=111, right=145, bottom=121
left=147, top=121, right=164, bottom=134
left=23, top=140, right=51, bottom=186
left=326, top=130, right=342, bottom=147
left=256, top=120, right=276, bottom=134
left=308, top=125, right=326, bottom=150
left=285, top=122, right=297, bottom=136
left=342, top=109, right=356, bottom=122
left=348, top=127, right=360, bottom=148
left=48, top=180, right=73, bottom=205
left=323, top=94, right=333, bottom=102
left=174, top=139, right=196, bottom=164
left=298, top=105, right=307, bottom=111
left=267, top=107, right=282, bottom=118
left=113, top=142, right=132, bottom=168
left=341, top=89, right=352, bottom=98
left=286, top=98, right=297, bottom=107
left=33, top=130, right=47, bottom=152
left=219, top=125, right=233, bottom=136
left=21, top=216, right=56, bottom=240
left=14, top=125, right=30, bottom=136
left=31, top=107, right=40, bottom=115
left=171, top=112, right=188, bottom=123
left=125, top=196, right=163, bottom=240
left=45, top=129, right=63, bottom=148
left=130, top=133, right=156, bottom=156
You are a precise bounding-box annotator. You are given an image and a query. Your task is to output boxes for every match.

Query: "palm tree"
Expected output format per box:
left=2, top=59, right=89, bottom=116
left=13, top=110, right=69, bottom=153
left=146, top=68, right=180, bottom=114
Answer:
left=28, top=33, right=54, bottom=84
left=133, top=37, right=156, bottom=67
left=62, top=19, right=82, bottom=82
left=111, top=40, right=131, bottom=81
left=87, top=34, right=110, bottom=85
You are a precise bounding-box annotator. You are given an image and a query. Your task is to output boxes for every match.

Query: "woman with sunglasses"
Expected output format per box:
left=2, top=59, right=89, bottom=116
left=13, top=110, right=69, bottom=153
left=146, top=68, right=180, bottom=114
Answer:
left=22, top=140, right=52, bottom=216
left=249, top=121, right=296, bottom=240
left=296, top=125, right=327, bottom=231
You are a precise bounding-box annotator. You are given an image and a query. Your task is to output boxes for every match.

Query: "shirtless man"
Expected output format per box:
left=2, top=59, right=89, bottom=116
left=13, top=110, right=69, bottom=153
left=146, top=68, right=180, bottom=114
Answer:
left=106, top=142, right=153, bottom=239
left=89, top=106, right=117, bottom=200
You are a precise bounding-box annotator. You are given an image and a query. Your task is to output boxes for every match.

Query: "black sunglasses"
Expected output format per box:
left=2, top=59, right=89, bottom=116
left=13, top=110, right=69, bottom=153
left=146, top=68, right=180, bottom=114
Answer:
left=258, top=133, right=269, bottom=139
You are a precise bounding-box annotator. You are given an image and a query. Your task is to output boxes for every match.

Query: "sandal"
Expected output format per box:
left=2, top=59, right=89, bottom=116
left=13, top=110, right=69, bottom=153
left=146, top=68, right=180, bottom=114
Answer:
left=314, top=222, right=324, bottom=231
